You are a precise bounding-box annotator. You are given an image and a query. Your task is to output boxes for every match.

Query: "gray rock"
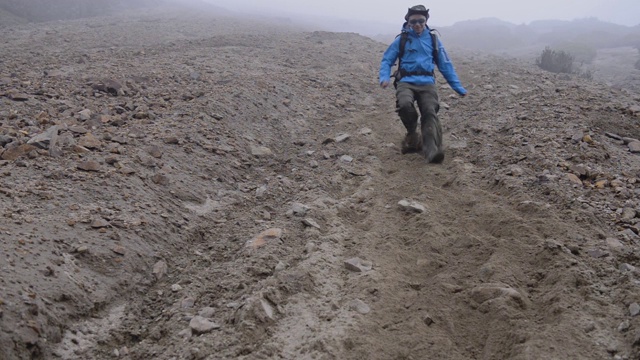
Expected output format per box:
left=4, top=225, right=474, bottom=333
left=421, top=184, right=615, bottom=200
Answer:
left=606, top=238, right=624, bottom=251
left=260, top=299, right=275, bottom=320
left=618, top=320, right=630, bottom=332
left=349, top=299, right=371, bottom=314
left=93, top=79, right=123, bottom=96
left=198, top=307, right=216, bottom=318
left=189, top=316, right=220, bottom=334
left=152, top=260, right=167, bottom=280
left=302, top=218, right=321, bottom=229
left=398, top=200, right=426, bottom=213
left=78, top=109, right=92, bottom=121
left=274, top=261, right=287, bottom=272
left=27, top=125, right=59, bottom=150
left=605, top=132, right=623, bottom=141
left=344, top=257, right=373, bottom=272
left=0, top=135, right=13, bottom=147
left=250, top=145, right=272, bottom=157
left=620, top=263, right=637, bottom=273
left=630, top=302, right=640, bottom=317
left=8, top=92, right=29, bottom=101
left=622, top=207, right=637, bottom=220
left=423, top=314, right=434, bottom=326
left=291, top=203, right=309, bottom=217
left=571, top=130, right=584, bottom=143
left=77, top=160, right=101, bottom=172
left=340, top=155, right=353, bottom=163
left=629, top=142, right=640, bottom=154
left=256, top=185, right=267, bottom=197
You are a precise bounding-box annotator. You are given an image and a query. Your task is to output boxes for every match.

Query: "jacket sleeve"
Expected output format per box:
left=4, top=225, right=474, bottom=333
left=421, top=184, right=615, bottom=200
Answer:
left=379, top=37, right=401, bottom=84
left=435, top=40, right=467, bottom=95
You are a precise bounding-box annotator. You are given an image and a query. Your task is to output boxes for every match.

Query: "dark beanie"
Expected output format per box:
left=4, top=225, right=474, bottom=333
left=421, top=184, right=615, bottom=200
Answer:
left=405, top=5, right=430, bottom=21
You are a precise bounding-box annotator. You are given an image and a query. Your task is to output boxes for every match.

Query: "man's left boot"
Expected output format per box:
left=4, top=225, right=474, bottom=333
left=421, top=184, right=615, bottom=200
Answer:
left=401, top=132, right=422, bottom=154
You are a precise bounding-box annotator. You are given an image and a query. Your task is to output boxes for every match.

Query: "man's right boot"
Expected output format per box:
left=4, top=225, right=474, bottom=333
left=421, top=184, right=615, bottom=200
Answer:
left=401, top=132, right=422, bottom=154
left=421, top=134, right=445, bottom=163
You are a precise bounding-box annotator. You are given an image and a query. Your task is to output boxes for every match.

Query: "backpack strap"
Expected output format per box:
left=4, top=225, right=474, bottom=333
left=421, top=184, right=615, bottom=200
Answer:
left=392, top=31, right=409, bottom=88
left=429, top=29, right=439, bottom=65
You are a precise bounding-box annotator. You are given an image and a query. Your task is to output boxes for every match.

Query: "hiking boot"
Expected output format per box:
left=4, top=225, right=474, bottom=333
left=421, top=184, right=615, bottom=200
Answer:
left=401, top=132, right=422, bottom=154
left=426, top=149, right=445, bottom=164
left=421, top=136, right=445, bottom=163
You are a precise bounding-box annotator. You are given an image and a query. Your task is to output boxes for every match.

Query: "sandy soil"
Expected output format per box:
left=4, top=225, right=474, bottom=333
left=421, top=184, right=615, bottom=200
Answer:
left=2, top=6, right=640, bottom=360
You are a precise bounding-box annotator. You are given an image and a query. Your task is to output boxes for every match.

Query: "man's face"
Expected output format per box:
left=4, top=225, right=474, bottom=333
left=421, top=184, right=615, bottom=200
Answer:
left=408, top=14, right=427, bottom=34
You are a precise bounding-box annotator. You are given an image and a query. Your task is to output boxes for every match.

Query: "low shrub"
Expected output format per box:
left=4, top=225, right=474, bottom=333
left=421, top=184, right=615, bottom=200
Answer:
left=536, top=47, right=574, bottom=74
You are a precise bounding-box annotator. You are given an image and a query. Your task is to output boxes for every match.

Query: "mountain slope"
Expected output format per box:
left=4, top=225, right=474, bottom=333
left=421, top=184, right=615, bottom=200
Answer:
left=1, top=6, right=640, bottom=360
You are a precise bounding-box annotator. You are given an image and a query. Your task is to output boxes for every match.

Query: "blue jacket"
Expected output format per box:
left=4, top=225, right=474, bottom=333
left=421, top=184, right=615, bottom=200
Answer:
left=379, top=28, right=467, bottom=95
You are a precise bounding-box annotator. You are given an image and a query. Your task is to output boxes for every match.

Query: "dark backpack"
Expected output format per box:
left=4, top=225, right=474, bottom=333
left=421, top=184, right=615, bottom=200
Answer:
left=392, top=28, right=440, bottom=88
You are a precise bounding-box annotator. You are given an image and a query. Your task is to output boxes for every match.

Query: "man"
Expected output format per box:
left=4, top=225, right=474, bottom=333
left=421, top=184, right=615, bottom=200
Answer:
left=379, top=5, right=467, bottom=163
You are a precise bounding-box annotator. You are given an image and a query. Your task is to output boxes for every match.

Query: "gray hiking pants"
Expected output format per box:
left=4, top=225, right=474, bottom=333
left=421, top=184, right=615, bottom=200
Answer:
left=396, top=82, right=441, bottom=151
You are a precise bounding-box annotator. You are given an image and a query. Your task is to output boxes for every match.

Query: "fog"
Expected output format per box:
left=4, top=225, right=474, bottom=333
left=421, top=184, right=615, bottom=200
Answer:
left=205, top=0, right=639, bottom=27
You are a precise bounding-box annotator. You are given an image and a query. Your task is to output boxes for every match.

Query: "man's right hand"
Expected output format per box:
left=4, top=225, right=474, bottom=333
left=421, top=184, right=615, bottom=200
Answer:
left=380, top=81, right=390, bottom=89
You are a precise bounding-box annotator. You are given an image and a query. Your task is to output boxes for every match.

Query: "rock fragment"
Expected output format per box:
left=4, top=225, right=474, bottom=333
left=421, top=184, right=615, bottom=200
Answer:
left=77, top=160, right=101, bottom=172
left=27, top=126, right=58, bottom=149
left=189, top=316, right=220, bottom=334
left=250, top=145, right=272, bottom=157
left=398, top=200, right=426, bottom=213
left=349, top=299, right=371, bottom=314
left=153, top=261, right=168, bottom=280
left=302, top=218, right=321, bottom=229
left=629, top=142, right=640, bottom=154
left=246, top=228, right=283, bottom=249
left=344, top=257, right=373, bottom=272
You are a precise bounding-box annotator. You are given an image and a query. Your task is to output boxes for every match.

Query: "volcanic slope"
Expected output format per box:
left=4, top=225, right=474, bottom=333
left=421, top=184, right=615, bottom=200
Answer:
left=1, top=7, right=640, bottom=360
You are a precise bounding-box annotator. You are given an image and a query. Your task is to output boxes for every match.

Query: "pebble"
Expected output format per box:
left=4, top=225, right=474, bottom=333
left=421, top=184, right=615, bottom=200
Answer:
left=340, top=155, right=353, bottom=163
left=291, top=203, right=309, bottom=217
left=198, top=307, right=216, bottom=318
left=344, top=257, right=373, bottom=272
left=189, top=316, right=220, bottom=334
left=349, top=299, right=370, bottom=314
left=246, top=228, right=283, bottom=249
left=275, top=261, right=287, bottom=272
left=398, top=200, right=426, bottom=213
left=302, top=218, right=321, bottom=229
left=91, top=219, right=110, bottom=228
left=250, top=145, right=273, bottom=157
left=153, top=260, right=167, bottom=280
left=77, top=160, right=101, bottom=172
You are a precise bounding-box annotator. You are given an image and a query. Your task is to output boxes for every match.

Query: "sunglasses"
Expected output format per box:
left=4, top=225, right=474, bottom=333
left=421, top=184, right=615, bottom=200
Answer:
left=409, top=19, right=426, bottom=25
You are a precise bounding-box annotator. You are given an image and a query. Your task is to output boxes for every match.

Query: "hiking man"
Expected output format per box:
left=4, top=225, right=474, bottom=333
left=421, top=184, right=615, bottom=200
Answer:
left=379, top=5, right=467, bottom=163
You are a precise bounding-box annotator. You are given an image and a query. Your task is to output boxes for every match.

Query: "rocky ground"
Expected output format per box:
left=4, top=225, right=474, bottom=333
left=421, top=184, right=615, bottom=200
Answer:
left=2, top=5, right=640, bottom=360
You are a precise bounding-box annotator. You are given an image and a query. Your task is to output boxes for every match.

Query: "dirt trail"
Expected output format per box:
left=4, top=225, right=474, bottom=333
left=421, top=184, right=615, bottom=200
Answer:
left=318, top=107, right=624, bottom=359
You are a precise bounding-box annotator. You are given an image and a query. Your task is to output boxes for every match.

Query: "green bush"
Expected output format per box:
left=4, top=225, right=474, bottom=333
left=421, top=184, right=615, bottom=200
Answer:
left=536, top=47, right=574, bottom=74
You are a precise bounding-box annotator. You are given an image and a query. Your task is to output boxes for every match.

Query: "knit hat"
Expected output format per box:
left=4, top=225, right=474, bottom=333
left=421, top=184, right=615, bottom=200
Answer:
left=405, top=5, right=430, bottom=21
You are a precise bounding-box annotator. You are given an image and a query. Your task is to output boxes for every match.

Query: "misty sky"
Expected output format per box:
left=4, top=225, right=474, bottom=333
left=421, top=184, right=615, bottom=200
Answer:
left=206, top=0, right=640, bottom=26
